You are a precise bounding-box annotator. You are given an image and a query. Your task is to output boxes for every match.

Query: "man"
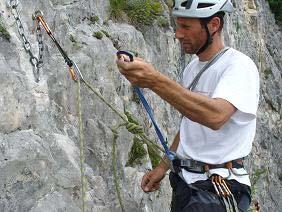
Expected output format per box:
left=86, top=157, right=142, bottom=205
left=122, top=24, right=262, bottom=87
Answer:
left=117, top=0, right=259, bottom=211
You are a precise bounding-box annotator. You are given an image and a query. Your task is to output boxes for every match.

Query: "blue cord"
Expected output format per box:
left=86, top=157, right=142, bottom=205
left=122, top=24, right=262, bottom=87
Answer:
left=117, top=50, right=174, bottom=160
left=134, top=87, right=174, bottom=160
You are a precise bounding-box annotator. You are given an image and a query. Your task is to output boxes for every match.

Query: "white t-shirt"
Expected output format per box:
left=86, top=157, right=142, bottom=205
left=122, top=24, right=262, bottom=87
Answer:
left=177, top=48, right=260, bottom=186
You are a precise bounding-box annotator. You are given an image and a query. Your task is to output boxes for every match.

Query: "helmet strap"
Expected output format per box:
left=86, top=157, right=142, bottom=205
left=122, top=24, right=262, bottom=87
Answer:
left=196, top=23, right=214, bottom=55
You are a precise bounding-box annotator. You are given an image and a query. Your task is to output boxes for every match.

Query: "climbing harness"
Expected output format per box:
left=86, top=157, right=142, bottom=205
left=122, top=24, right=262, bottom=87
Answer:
left=7, top=0, right=44, bottom=82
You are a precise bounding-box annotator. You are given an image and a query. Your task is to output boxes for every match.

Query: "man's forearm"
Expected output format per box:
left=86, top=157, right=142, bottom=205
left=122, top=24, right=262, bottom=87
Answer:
left=151, top=73, right=236, bottom=130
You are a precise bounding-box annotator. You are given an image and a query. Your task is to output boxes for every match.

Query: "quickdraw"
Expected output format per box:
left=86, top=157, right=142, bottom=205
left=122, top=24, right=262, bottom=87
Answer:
left=7, top=0, right=44, bottom=82
left=32, top=10, right=83, bottom=82
left=211, top=175, right=240, bottom=212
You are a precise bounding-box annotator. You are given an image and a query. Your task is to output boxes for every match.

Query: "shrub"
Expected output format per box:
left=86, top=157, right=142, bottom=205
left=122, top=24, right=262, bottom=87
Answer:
left=0, top=17, right=11, bottom=41
left=109, top=0, right=164, bottom=27
left=267, top=0, right=282, bottom=24
left=93, top=31, right=103, bottom=39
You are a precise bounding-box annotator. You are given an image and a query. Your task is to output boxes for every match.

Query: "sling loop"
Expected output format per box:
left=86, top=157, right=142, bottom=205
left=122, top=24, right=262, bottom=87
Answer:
left=116, top=51, right=175, bottom=160
left=188, top=47, right=230, bottom=91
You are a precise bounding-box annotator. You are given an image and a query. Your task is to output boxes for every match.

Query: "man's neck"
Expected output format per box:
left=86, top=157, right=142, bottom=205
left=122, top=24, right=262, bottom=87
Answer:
left=197, top=38, right=225, bottom=62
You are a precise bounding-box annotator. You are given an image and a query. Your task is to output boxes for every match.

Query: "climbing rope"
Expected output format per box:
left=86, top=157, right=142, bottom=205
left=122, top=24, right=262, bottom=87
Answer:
left=111, top=127, right=125, bottom=212
left=76, top=77, right=87, bottom=212
left=7, top=0, right=44, bottom=82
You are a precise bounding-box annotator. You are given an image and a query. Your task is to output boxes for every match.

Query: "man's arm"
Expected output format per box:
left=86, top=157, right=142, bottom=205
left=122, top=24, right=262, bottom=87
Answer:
left=151, top=74, right=236, bottom=130
left=117, top=59, right=236, bottom=130
left=141, top=131, right=180, bottom=192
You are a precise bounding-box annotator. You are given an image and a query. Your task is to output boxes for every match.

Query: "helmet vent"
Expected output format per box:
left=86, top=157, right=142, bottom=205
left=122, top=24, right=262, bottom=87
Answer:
left=197, top=3, right=215, bottom=8
left=180, top=0, right=193, bottom=9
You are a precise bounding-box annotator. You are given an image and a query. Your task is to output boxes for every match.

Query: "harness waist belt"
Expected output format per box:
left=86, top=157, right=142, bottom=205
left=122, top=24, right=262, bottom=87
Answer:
left=172, top=158, right=244, bottom=174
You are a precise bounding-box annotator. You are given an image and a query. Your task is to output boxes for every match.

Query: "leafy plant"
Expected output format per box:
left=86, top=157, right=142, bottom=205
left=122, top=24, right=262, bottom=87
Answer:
left=88, top=15, right=99, bottom=25
left=0, top=17, right=11, bottom=41
left=109, top=0, right=164, bottom=27
left=109, top=0, right=127, bottom=20
left=267, top=0, right=282, bottom=24
left=92, top=31, right=103, bottom=39
left=126, top=137, right=147, bottom=166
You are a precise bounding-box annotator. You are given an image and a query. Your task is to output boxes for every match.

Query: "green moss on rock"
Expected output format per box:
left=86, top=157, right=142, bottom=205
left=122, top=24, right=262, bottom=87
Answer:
left=0, top=18, right=11, bottom=41
left=93, top=31, right=103, bottom=40
left=126, top=137, right=147, bottom=167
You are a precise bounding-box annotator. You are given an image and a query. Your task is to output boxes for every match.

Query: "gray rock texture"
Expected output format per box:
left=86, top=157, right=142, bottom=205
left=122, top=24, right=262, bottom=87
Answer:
left=0, top=0, right=281, bottom=211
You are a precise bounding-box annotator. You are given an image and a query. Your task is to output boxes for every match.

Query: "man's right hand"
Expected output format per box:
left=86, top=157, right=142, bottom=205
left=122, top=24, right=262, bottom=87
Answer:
left=141, top=166, right=167, bottom=192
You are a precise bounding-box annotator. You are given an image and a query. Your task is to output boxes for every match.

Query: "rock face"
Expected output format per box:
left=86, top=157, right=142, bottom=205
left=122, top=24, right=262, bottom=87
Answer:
left=0, top=0, right=281, bottom=211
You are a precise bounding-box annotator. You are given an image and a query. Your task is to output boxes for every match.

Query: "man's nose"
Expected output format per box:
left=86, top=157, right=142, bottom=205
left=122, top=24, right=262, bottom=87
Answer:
left=175, top=29, right=184, bottom=39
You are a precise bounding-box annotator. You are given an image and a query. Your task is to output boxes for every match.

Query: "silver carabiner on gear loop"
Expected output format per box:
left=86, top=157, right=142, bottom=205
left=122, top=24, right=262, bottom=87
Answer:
left=6, top=0, right=18, bottom=8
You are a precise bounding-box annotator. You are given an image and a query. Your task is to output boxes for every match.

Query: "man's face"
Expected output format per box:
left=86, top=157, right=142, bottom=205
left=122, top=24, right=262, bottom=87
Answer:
left=175, top=17, right=207, bottom=54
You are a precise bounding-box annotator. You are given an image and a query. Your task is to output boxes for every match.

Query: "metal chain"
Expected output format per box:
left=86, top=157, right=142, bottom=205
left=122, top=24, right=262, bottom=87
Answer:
left=7, top=0, right=44, bottom=82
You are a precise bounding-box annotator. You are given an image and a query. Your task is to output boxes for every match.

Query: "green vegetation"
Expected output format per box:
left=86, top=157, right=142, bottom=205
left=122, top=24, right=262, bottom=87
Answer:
left=0, top=17, right=11, bottom=41
left=235, top=20, right=241, bottom=32
left=148, top=144, right=161, bottom=168
left=250, top=168, right=267, bottom=196
left=263, top=68, right=272, bottom=79
left=267, top=0, right=282, bottom=24
left=109, top=0, right=165, bottom=27
left=69, top=34, right=77, bottom=43
left=88, top=15, right=99, bottom=25
left=157, top=16, right=169, bottom=28
left=101, top=30, right=110, bottom=38
left=126, top=137, right=147, bottom=166
left=92, top=31, right=103, bottom=39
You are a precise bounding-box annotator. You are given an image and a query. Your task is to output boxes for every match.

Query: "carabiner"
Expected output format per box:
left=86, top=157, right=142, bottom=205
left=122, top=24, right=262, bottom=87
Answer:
left=32, top=10, right=52, bottom=35
left=116, top=50, right=134, bottom=62
left=72, top=61, right=85, bottom=82
left=32, top=10, right=44, bottom=20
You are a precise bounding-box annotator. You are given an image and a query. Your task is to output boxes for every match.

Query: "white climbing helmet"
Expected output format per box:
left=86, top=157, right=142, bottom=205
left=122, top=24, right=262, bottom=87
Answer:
left=172, top=0, right=234, bottom=18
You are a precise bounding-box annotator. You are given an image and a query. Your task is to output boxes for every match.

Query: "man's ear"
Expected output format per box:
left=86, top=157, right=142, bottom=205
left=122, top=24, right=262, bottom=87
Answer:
left=208, top=16, right=221, bottom=34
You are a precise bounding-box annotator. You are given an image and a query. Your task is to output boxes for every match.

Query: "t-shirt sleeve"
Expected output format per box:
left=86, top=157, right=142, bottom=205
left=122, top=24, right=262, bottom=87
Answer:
left=212, top=60, right=260, bottom=122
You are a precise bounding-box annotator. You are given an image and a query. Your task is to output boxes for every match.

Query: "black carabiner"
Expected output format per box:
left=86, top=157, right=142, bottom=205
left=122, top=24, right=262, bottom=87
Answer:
left=116, top=50, right=134, bottom=62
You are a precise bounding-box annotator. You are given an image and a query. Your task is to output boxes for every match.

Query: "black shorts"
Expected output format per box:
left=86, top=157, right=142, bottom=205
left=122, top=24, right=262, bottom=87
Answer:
left=169, top=172, right=251, bottom=212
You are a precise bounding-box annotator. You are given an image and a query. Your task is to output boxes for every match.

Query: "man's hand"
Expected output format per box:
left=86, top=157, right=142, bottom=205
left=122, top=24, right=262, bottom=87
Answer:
left=116, top=57, right=160, bottom=88
left=141, top=165, right=167, bottom=192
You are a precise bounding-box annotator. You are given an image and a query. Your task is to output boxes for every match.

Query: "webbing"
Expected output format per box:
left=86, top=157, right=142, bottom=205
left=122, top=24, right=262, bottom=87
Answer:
left=134, top=87, right=173, bottom=159
left=116, top=50, right=174, bottom=160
